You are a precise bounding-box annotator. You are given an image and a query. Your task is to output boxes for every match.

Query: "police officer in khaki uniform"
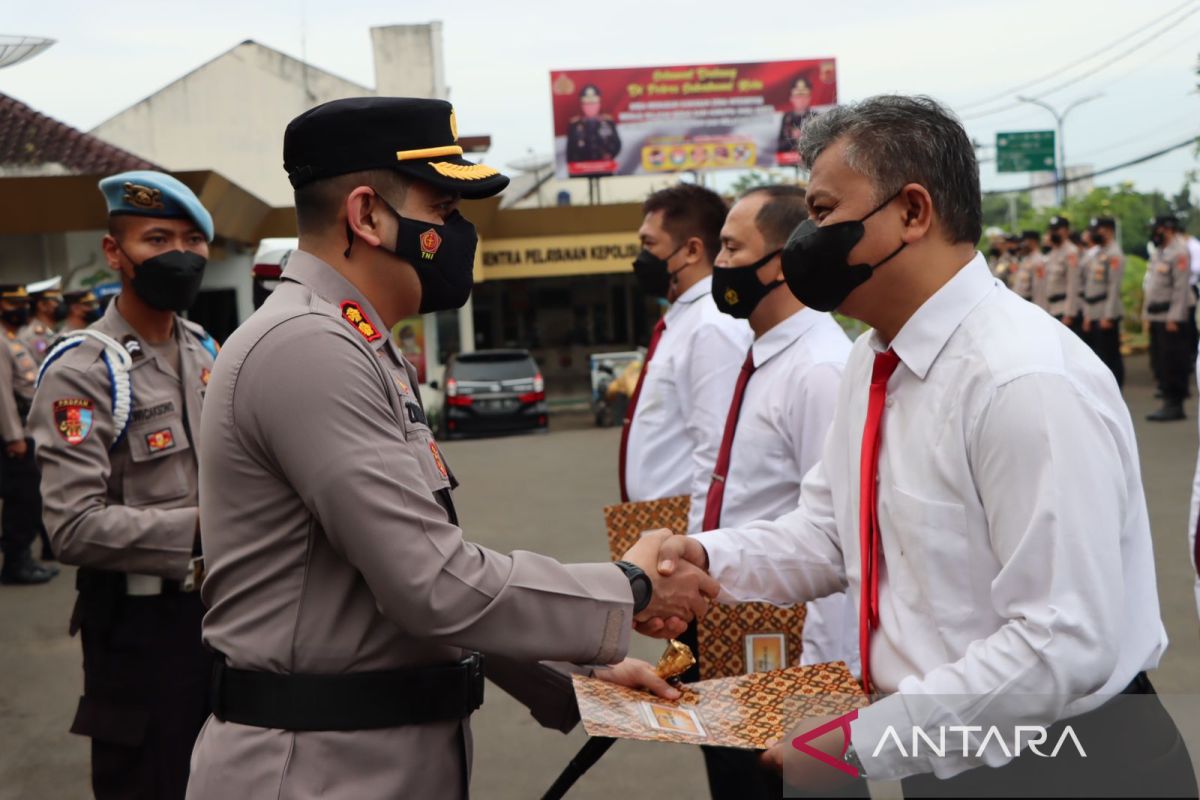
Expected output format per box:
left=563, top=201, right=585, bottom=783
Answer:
left=1012, top=230, right=1043, bottom=303
left=1044, top=215, right=1083, bottom=334
left=0, top=285, right=58, bottom=584
left=29, top=170, right=220, bottom=798
left=20, top=276, right=66, bottom=362
left=187, top=97, right=718, bottom=800
left=60, top=289, right=103, bottom=334
left=1144, top=214, right=1193, bottom=421
left=1082, top=216, right=1125, bottom=387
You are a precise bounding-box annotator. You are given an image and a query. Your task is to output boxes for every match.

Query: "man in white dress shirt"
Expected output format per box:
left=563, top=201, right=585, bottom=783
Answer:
left=697, top=184, right=859, bottom=799
left=646, top=95, right=1194, bottom=797
left=620, top=184, right=752, bottom=520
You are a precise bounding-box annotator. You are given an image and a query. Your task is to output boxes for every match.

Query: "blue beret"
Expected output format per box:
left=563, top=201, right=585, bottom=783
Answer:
left=98, top=171, right=214, bottom=242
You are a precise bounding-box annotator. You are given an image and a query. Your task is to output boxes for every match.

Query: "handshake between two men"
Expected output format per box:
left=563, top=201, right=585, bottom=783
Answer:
left=618, top=530, right=714, bottom=639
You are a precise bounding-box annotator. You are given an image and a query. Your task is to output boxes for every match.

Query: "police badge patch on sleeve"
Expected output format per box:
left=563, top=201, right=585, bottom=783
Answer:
left=53, top=398, right=94, bottom=445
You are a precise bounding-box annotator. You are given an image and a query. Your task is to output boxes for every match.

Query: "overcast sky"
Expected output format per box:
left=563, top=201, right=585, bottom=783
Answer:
left=3, top=0, right=1198, bottom=199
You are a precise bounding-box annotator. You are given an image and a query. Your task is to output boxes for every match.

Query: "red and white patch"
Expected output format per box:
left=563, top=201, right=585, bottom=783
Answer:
left=419, top=228, right=442, bottom=259
left=145, top=429, right=175, bottom=453
left=340, top=300, right=383, bottom=343
left=429, top=441, right=448, bottom=479
left=53, top=398, right=93, bottom=446
left=200, top=368, right=211, bottom=386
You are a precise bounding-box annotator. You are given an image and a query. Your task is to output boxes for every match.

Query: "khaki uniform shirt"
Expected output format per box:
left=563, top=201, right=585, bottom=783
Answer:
left=1083, top=241, right=1125, bottom=323
left=187, top=251, right=632, bottom=800
left=1, top=330, right=38, bottom=441
left=1044, top=241, right=1081, bottom=318
left=19, top=319, right=58, bottom=363
left=28, top=300, right=213, bottom=579
left=1144, top=238, right=1192, bottom=323
left=1013, top=252, right=1041, bottom=302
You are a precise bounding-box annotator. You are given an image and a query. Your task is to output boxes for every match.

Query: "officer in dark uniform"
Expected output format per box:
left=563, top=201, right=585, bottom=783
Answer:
left=566, top=84, right=621, bottom=169
left=29, top=170, right=219, bottom=798
left=0, top=284, right=58, bottom=584
left=777, top=75, right=816, bottom=160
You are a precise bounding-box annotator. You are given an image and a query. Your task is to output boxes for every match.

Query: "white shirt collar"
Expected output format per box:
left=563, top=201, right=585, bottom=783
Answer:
left=869, top=252, right=994, bottom=380
left=666, top=275, right=713, bottom=321
left=751, top=306, right=822, bottom=368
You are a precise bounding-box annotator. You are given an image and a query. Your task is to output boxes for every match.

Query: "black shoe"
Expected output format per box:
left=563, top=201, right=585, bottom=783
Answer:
left=40, top=547, right=58, bottom=563
left=1146, top=402, right=1186, bottom=422
left=1, top=555, right=56, bottom=585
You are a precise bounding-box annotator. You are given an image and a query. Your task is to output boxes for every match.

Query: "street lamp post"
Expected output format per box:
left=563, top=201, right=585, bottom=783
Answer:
left=1017, top=93, right=1102, bottom=206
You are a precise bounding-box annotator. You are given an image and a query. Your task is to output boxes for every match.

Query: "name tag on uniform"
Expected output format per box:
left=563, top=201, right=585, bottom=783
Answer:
left=406, top=402, right=427, bottom=426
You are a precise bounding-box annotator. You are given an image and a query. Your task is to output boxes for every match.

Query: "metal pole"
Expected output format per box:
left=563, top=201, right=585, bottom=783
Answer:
left=1017, top=93, right=1102, bottom=207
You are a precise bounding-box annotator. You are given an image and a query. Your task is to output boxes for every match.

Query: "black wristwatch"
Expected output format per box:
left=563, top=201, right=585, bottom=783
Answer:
left=615, top=560, right=652, bottom=614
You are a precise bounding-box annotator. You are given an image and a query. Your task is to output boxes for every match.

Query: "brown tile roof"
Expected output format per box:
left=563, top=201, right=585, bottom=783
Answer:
left=0, top=91, right=159, bottom=174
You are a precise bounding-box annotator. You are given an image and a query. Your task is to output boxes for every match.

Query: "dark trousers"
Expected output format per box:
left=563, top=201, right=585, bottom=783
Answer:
left=1149, top=322, right=1192, bottom=403
left=1087, top=322, right=1125, bottom=388
left=900, top=674, right=1196, bottom=798
left=1, top=438, right=44, bottom=558
left=73, top=590, right=212, bottom=800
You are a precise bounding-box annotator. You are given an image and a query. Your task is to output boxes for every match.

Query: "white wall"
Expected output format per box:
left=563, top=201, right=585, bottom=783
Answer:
left=91, top=42, right=371, bottom=207
left=372, top=23, right=445, bottom=99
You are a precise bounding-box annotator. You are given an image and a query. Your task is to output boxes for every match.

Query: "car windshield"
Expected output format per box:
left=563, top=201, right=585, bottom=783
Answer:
left=452, top=354, right=535, bottom=382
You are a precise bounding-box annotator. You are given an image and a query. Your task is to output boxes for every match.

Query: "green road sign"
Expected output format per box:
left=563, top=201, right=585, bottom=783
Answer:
left=996, top=130, right=1056, bottom=173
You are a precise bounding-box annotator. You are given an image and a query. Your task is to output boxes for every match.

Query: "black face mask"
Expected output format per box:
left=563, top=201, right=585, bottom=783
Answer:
left=1050, top=232, right=1064, bottom=245
left=712, top=249, right=784, bottom=319
left=51, top=302, right=68, bottom=323
left=123, top=248, right=207, bottom=312
left=780, top=191, right=905, bottom=312
left=369, top=193, right=479, bottom=314
left=1151, top=231, right=1165, bottom=247
left=1, top=307, right=29, bottom=328
left=82, top=307, right=102, bottom=324
left=632, top=245, right=684, bottom=299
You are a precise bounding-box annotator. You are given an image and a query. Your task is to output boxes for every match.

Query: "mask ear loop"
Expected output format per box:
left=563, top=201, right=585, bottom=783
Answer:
left=344, top=221, right=354, bottom=259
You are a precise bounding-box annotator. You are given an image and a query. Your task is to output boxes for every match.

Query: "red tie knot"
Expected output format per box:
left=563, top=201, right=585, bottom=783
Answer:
left=871, top=349, right=902, bottom=386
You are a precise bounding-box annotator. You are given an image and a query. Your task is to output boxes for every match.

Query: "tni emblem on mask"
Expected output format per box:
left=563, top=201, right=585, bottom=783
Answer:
left=53, top=398, right=94, bottom=446
left=340, top=300, right=383, bottom=343
left=420, top=229, right=442, bottom=260
left=724, top=288, right=740, bottom=306
left=122, top=182, right=164, bottom=210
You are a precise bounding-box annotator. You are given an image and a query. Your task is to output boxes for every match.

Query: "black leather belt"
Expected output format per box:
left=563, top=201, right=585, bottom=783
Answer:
left=210, top=652, right=485, bottom=731
left=1084, top=293, right=1108, bottom=303
left=1048, top=293, right=1067, bottom=303
left=1147, top=301, right=1171, bottom=314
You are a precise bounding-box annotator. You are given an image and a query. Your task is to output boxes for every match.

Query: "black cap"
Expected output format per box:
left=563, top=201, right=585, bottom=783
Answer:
left=1048, top=215, right=1070, bottom=230
left=1091, top=215, right=1116, bottom=230
left=283, top=97, right=509, bottom=199
left=0, top=284, right=28, bottom=300
left=1021, top=230, right=1041, bottom=241
left=1151, top=213, right=1181, bottom=230
left=63, top=290, right=98, bottom=305
left=1005, top=233, right=1020, bottom=243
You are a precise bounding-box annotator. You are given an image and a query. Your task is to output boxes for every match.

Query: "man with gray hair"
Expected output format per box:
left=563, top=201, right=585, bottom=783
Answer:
left=643, top=95, right=1193, bottom=797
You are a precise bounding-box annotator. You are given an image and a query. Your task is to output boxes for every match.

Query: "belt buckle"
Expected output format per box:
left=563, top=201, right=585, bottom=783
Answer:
left=182, top=556, right=206, bottom=593
left=463, top=652, right=485, bottom=713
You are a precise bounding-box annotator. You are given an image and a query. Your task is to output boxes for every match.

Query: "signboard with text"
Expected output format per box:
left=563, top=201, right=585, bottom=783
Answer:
left=996, top=130, right=1056, bottom=173
left=550, top=59, right=837, bottom=178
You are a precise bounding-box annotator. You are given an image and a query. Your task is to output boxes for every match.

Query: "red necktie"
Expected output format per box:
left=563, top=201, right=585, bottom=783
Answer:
left=858, top=348, right=902, bottom=696
left=618, top=317, right=667, bottom=502
left=701, top=350, right=757, bottom=531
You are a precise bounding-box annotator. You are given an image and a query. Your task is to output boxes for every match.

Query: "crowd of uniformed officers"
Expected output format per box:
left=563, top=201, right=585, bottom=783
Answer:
left=988, top=213, right=1198, bottom=420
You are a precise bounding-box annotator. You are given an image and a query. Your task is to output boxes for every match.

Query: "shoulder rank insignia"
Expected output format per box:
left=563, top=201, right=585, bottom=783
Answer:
left=53, top=398, right=94, bottom=446
left=429, top=441, right=449, bottom=479
left=340, top=301, right=382, bottom=343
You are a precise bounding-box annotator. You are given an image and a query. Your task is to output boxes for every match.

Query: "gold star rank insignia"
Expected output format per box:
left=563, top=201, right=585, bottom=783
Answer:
left=340, top=300, right=383, bottom=343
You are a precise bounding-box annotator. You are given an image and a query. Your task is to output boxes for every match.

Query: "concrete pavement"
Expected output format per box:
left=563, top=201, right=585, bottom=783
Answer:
left=0, top=353, right=1196, bottom=799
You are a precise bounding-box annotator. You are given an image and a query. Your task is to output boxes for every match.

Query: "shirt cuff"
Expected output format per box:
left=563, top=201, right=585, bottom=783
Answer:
left=690, top=530, right=742, bottom=605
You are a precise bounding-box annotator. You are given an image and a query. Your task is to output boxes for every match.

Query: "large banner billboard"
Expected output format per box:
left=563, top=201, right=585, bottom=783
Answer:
left=550, top=59, right=837, bottom=178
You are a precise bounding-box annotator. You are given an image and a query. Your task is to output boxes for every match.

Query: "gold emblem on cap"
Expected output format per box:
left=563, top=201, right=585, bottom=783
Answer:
left=430, top=162, right=500, bottom=180
left=123, top=182, right=164, bottom=210
left=449, top=109, right=458, bottom=142
left=724, top=288, right=740, bottom=306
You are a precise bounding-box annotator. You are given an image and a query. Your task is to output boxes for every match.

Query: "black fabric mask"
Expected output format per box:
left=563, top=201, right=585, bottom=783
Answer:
left=125, top=249, right=207, bottom=312
left=780, top=191, right=905, bottom=312
left=712, top=249, right=784, bottom=318
left=82, top=307, right=102, bottom=324
left=51, top=302, right=68, bottom=323
left=1050, top=232, right=1064, bottom=245
left=1151, top=232, right=1165, bottom=247
left=632, top=245, right=684, bottom=299
left=370, top=193, right=479, bottom=314
left=1, top=307, right=29, bottom=328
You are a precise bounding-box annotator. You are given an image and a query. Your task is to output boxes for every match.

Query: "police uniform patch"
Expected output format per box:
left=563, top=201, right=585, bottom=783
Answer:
left=146, top=429, right=175, bottom=452
left=122, top=334, right=144, bottom=361
left=419, top=229, right=442, bottom=259
left=429, top=441, right=448, bottom=479
left=340, top=301, right=382, bottom=343
left=393, top=376, right=410, bottom=395
left=53, top=398, right=94, bottom=445
left=201, top=368, right=211, bottom=386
